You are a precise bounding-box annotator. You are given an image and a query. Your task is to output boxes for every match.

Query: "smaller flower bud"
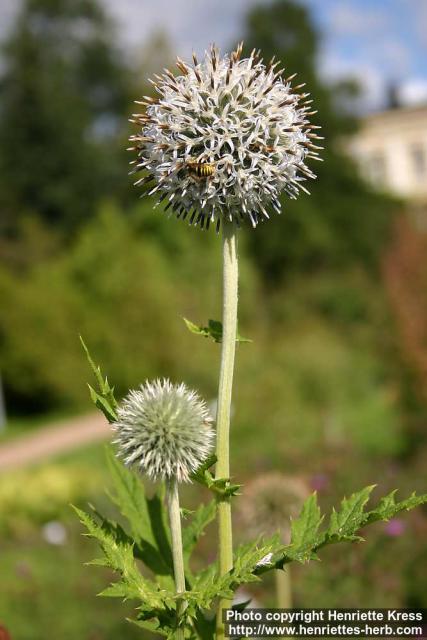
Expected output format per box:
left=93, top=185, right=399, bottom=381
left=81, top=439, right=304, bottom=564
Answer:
left=239, top=473, right=310, bottom=543
left=112, top=379, right=214, bottom=483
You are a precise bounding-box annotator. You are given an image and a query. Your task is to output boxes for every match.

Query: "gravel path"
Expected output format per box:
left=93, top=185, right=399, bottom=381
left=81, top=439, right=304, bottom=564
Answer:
left=0, top=413, right=109, bottom=471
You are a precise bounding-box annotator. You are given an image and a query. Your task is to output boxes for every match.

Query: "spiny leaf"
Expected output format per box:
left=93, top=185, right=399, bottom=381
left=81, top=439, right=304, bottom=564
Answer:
left=210, top=477, right=241, bottom=498
left=188, top=536, right=283, bottom=612
left=183, top=317, right=251, bottom=343
left=327, top=485, right=375, bottom=543
left=129, top=617, right=170, bottom=637
left=182, top=501, right=217, bottom=562
left=73, top=505, right=168, bottom=609
left=106, top=448, right=173, bottom=576
left=287, top=493, right=324, bottom=562
left=134, top=602, right=182, bottom=638
left=106, top=448, right=152, bottom=541
left=146, top=490, right=174, bottom=572
left=365, top=490, right=427, bottom=524
left=191, top=454, right=217, bottom=484
left=193, top=610, right=216, bottom=640
left=80, top=336, right=118, bottom=422
left=265, top=487, right=427, bottom=571
left=317, top=488, right=427, bottom=552
left=191, top=456, right=240, bottom=498
left=88, top=385, right=117, bottom=423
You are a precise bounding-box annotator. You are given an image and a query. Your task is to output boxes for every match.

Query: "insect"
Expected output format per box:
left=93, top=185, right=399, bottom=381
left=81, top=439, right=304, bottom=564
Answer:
left=185, top=161, right=215, bottom=180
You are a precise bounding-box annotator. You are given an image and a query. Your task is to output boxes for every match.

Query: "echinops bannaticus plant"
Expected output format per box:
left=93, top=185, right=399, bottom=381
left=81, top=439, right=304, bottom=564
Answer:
left=77, top=43, right=427, bottom=640
left=113, top=379, right=214, bottom=640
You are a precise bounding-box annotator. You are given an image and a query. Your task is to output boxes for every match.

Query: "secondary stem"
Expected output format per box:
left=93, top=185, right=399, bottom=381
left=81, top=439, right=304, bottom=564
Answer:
left=215, top=220, right=238, bottom=639
left=166, top=478, right=186, bottom=640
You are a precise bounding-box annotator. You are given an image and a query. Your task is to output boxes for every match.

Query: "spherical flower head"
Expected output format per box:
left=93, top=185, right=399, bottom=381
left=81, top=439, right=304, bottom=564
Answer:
left=113, top=379, right=214, bottom=483
left=239, top=472, right=310, bottom=543
left=130, top=43, right=322, bottom=230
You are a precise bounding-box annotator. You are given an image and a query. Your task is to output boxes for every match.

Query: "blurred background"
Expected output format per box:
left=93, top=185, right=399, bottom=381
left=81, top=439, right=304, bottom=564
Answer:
left=0, top=0, right=426, bottom=638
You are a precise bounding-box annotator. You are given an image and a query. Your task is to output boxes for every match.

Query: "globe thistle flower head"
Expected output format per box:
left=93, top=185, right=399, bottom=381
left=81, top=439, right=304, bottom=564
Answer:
left=239, top=473, right=310, bottom=544
left=129, top=43, right=322, bottom=231
left=112, top=379, right=214, bottom=483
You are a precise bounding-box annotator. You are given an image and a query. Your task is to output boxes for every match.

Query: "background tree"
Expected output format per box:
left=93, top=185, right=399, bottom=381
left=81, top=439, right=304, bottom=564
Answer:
left=239, top=0, right=397, bottom=282
left=0, top=0, right=132, bottom=242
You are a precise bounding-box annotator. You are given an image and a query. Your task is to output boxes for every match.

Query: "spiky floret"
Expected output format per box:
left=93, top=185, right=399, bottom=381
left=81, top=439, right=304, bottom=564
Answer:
left=129, top=43, right=322, bottom=231
left=112, top=379, right=214, bottom=483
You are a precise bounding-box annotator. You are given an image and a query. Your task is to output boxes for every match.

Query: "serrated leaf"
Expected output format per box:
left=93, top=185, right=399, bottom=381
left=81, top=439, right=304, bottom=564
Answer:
left=183, top=318, right=251, bottom=344
left=182, top=501, right=217, bottom=562
left=73, top=506, right=168, bottom=609
left=191, top=454, right=217, bottom=484
left=106, top=449, right=173, bottom=576
left=88, top=385, right=117, bottom=423
left=100, top=582, right=137, bottom=599
left=191, top=456, right=240, bottom=498
left=146, top=491, right=174, bottom=572
left=267, top=488, right=427, bottom=572
left=327, top=485, right=375, bottom=542
left=188, top=536, right=283, bottom=612
left=366, top=490, right=427, bottom=524
left=193, top=610, right=216, bottom=640
left=129, top=617, right=169, bottom=637
left=106, top=448, right=152, bottom=540
left=288, top=493, right=324, bottom=562
left=81, top=336, right=118, bottom=422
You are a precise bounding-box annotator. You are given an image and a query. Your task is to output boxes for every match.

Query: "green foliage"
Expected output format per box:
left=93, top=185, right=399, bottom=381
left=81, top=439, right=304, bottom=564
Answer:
left=0, top=462, right=103, bottom=536
left=182, top=501, right=217, bottom=566
left=76, top=447, right=427, bottom=638
left=81, top=336, right=118, bottom=422
left=187, top=536, right=283, bottom=612
left=0, top=0, right=132, bottom=235
left=268, top=487, right=427, bottom=569
left=0, top=203, right=252, bottom=411
left=286, top=493, right=323, bottom=562
left=74, top=506, right=169, bottom=605
left=191, top=453, right=240, bottom=498
left=183, top=318, right=252, bottom=343
left=106, top=449, right=174, bottom=576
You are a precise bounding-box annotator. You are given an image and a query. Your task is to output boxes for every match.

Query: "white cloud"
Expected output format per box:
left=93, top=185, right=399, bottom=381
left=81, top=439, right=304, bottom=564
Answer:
left=1, top=0, right=266, bottom=55
left=318, top=53, right=385, bottom=112
left=328, top=3, right=388, bottom=36
left=399, top=78, right=427, bottom=106
left=105, top=0, right=268, bottom=58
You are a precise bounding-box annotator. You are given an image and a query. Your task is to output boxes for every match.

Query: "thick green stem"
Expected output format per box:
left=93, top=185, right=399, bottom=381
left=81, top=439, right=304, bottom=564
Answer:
left=166, top=478, right=186, bottom=640
left=275, top=567, right=292, bottom=608
left=215, top=221, right=238, bottom=639
left=275, top=568, right=293, bottom=640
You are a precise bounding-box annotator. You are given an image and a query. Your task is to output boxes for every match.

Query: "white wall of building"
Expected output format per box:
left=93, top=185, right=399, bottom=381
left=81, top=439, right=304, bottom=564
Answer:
left=348, top=105, right=427, bottom=200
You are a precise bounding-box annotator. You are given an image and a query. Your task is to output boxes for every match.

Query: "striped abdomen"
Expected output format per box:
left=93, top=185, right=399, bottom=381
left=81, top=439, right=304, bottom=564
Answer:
left=187, top=162, right=215, bottom=179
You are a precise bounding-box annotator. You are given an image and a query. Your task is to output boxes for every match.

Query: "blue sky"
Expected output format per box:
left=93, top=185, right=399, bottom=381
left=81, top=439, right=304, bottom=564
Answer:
left=2, top=0, right=427, bottom=112
left=311, top=0, right=427, bottom=109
